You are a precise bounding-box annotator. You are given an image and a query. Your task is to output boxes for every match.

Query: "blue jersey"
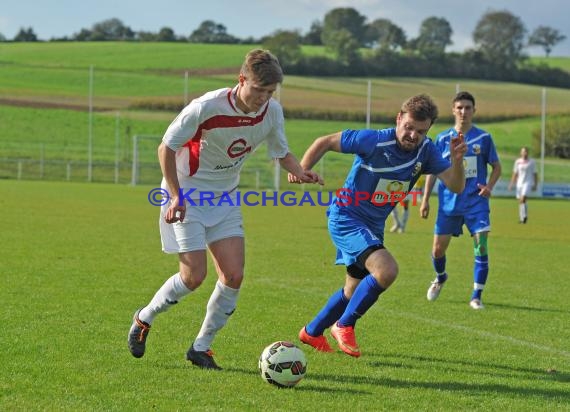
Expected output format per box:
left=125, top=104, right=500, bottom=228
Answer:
left=435, top=126, right=499, bottom=216
left=328, top=128, right=450, bottom=233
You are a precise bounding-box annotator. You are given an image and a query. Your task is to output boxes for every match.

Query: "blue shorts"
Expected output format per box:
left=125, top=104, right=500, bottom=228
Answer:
left=328, top=213, right=383, bottom=267
left=435, top=210, right=491, bottom=237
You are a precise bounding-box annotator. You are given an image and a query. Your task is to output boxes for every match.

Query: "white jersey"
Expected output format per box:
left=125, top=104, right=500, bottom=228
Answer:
left=513, top=157, right=536, bottom=188
left=162, top=86, right=289, bottom=199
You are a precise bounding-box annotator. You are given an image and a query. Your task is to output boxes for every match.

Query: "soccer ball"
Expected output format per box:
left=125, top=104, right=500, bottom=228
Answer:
left=258, top=341, right=307, bottom=388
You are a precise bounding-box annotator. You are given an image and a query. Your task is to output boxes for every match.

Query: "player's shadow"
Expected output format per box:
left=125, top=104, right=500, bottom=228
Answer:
left=308, top=370, right=569, bottom=399
left=446, top=299, right=569, bottom=313
left=483, top=301, right=570, bottom=313
left=367, top=352, right=569, bottom=382
left=222, top=366, right=369, bottom=394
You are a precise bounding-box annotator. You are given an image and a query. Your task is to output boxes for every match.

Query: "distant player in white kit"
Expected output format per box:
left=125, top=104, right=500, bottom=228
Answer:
left=127, top=49, right=322, bottom=369
left=508, top=146, right=537, bottom=223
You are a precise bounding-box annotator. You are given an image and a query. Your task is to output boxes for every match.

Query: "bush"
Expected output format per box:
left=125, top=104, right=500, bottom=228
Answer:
left=532, top=116, right=570, bottom=159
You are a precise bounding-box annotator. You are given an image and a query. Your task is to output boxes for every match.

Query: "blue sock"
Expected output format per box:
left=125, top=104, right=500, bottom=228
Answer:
left=471, top=255, right=488, bottom=300
left=306, top=289, right=349, bottom=336
left=432, top=255, right=448, bottom=283
left=337, top=275, right=385, bottom=327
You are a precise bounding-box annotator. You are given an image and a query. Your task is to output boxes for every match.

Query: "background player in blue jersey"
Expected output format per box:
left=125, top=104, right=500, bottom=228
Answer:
left=420, top=91, right=502, bottom=310
left=289, top=94, right=467, bottom=357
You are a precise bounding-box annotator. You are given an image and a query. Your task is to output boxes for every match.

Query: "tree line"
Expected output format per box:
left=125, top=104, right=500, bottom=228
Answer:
left=2, top=8, right=568, bottom=87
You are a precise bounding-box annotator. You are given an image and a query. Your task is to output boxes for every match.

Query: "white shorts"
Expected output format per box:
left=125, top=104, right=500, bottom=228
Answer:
left=159, top=196, right=244, bottom=254
left=516, top=183, right=531, bottom=199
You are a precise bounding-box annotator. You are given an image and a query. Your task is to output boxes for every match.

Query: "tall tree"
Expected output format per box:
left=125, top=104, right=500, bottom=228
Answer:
left=413, top=16, right=453, bottom=55
left=473, top=10, right=527, bottom=69
left=303, top=20, right=323, bottom=45
left=325, top=28, right=361, bottom=66
left=364, top=18, right=406, bottom=50
left=189, top=20, right=238, bottom=43
left=157, top=27, right=177, bottom=42
left=263, top=30, right=303, bottom=66
left=13, top=27, right=38, bottom=42
left=90, top=18, right=134, bottom=41
left=528, top=26, right=566, bottom=57
left=321, top=7, right=366, bottom=48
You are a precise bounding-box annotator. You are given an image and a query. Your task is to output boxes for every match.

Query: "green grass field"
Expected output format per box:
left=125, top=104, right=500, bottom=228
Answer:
left=1, top=104, right=569, bottom=185
left=1, top=180, right=569, bottom=410
left=529, top=56, right=570, bottom=72
left=2, top=42, right=570, bottom=120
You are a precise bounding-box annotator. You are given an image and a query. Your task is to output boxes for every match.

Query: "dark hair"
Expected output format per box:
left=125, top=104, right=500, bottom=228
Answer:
left=453, top=91, right=475, bottom=106
left=400, top=94, right=439, bottom=124
left=240, top=49, right=283, bottom=86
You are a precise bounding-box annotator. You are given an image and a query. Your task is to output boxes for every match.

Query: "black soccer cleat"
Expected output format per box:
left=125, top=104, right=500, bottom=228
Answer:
left=186, top=345, right=222, bottom=370
left=128, top=309, right=151, bottom=358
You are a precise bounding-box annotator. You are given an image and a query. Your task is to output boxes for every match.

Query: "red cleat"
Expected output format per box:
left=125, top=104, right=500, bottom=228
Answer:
left=299, top=327, right=334, bottom=353
left=330, top=322, right=361, bottom=357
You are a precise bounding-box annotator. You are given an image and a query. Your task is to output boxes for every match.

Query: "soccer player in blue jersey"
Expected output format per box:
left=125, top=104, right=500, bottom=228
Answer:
left=420, top=91, right=502, bottom=310
left=289, top=94, right=467, bottom=357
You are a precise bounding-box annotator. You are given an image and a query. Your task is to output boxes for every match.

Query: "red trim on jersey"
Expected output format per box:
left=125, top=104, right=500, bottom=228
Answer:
left=227, top=88, right=237, bottom=112
left=182, top=103, right=271, bottom=176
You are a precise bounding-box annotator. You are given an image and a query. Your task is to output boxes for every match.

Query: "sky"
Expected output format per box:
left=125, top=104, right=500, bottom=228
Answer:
left=1, top=0, right=569, bottom=56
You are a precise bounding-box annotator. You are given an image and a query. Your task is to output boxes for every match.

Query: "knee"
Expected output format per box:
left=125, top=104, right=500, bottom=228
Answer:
left=383, top=263, right=399, bottom=285
left=432, top=244, right=446, bottom=258
left=373, top=263, right=398, bottom=289
left=220, top=271, right=244, bottom=289
left=179, top=268, right=207, bottom=290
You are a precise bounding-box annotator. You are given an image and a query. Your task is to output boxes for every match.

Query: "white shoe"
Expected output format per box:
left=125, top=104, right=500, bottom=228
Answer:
left=469, top=299, right=484, bottom=310
left=427, top=279, right=445, bottom=301
left=390, top=224, right=399, bottom=233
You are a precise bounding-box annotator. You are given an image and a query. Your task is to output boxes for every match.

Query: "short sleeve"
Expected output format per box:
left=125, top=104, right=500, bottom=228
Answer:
left=423, top=140, right=451, bottom=175
left=265, top=102, right=289, bottom=159
left=162, top=103, right=201, bottom=150
left=340, top=129, right=379, bottom=157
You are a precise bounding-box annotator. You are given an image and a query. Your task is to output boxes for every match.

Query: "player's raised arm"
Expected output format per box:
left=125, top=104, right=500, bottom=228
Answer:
left=280, top=152, right=323, bottom=185
left=288, top=132, right=342, bottom=184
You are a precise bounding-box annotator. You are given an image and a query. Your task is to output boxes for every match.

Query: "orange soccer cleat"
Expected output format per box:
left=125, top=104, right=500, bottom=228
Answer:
left=330, top=322, right=361, bottom=357
left=299, top=326, right=334, bottom=353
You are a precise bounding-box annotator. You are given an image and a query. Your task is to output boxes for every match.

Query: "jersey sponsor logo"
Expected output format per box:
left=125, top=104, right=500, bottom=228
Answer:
left=227, top=138, right=252, bottom=158
left=463, top=156, right=477, bottom=178
left=371, top=178, right=410, bottom=205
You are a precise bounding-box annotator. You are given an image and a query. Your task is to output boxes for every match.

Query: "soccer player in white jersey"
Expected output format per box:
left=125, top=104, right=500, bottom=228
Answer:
left=290, top=95, right=467, bottom=357
left=508, top=146, right=537, bottom=223
left=421, top=91, right=502, bottom=310
left=128, top=49, right=322, bottom=369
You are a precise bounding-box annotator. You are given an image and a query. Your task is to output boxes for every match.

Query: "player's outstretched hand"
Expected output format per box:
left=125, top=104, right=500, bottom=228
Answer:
left=288, top=171, right=324, bottom=185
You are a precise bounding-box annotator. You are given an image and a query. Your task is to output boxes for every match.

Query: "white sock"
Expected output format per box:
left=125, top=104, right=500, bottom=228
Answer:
left=138, top=273, right=191, bottom=324
left=391, top=209, right=401, bottom=227
left=401, top=209, right=409, bottom=229
left=193, top=280, right=239, bottom=352
left=519, top=203, right=526, bottom=221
